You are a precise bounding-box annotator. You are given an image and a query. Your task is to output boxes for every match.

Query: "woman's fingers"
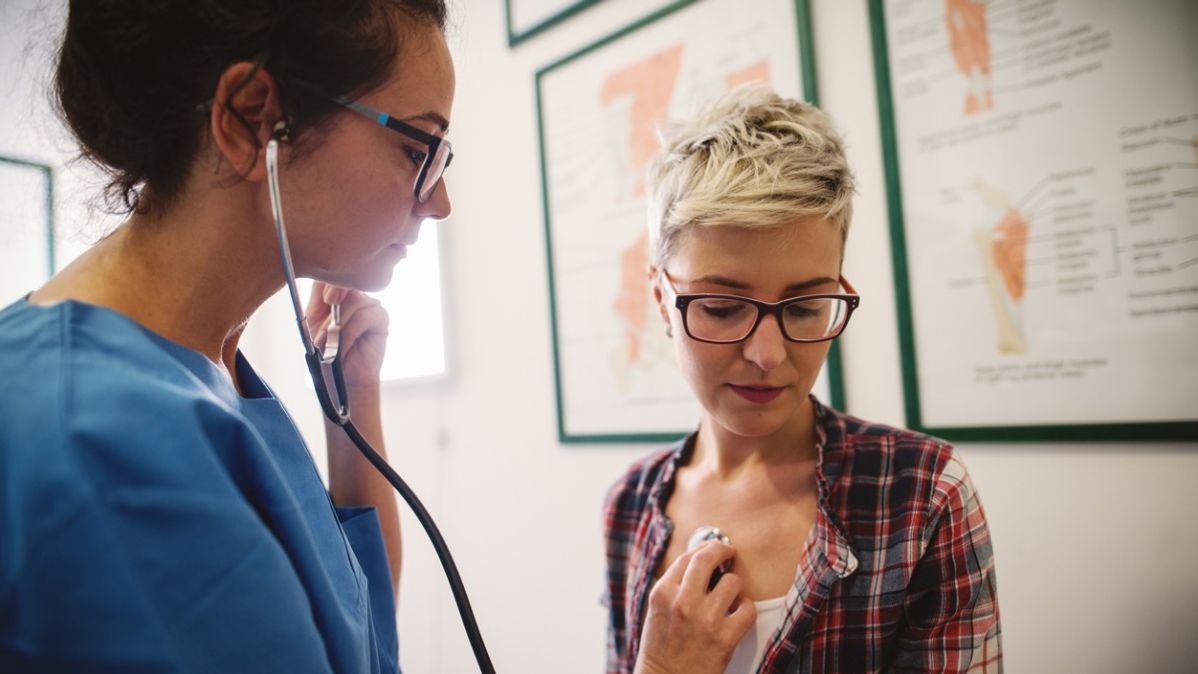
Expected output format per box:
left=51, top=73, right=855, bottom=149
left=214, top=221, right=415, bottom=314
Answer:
left=305, top=281, right=350, bottom=317
left=322, top=284, right=350, bottom=307
left=336, top=302, right=389, bottom=354
left=307, top=289, right=391, bottom=388
left=679, top=541, right=735, bottom=597
left=657, top=546, right=700, bottom=587
left=707, top=568, right=741, bottom=607
left=724, top=587, right=758, bottom=635
left=308, top=286, right=379, bottom=347
left=305, top=281, right=331, bottom=329
left=635, top=542, right=755, bottom=674
left=306, top=281, right=354, bottom=340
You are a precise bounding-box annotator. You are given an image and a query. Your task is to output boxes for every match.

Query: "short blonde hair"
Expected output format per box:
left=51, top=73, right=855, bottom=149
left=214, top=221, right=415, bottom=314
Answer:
left=647, top=85, right=855, bottom=267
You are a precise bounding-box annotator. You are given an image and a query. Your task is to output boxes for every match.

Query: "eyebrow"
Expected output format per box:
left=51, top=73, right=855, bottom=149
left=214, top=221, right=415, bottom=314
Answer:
left=403, top=112, right=450, bottom=134
left=692, top=275, right=839, bottom=293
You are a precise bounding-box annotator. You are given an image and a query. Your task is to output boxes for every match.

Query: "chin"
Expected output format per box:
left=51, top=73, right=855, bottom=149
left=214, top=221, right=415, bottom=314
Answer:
left=367, top=250, right=409, bottom=290
left=707, top=390, right=813, bottom=439
left=333, top=264, right=396, bottom=294
left=706, top=406, right=791, bottom=439
left=359, top=270, right=396, bottom=293
left=722, top=417, right=790, bottom=439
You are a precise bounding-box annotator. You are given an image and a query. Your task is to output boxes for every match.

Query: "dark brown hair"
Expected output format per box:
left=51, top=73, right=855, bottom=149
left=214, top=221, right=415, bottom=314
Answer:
left=53, top=0, right=447, bottom=214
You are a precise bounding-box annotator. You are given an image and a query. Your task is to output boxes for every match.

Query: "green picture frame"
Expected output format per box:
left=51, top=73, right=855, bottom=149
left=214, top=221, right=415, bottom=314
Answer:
left=505, top=0, right=602, bottom=47
left=868, top=0, right=1197, bottom=442
left=535, top=0, right=839, bottom=444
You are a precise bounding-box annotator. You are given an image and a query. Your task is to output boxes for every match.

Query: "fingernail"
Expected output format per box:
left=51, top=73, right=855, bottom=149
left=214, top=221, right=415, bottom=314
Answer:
left=323, top=285, right=336, bottom=304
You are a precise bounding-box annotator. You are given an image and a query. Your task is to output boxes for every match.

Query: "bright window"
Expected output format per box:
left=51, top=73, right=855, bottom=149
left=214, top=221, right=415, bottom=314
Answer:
left=376, top=221, right=447, bottom=382
left=294, top=221, right=447, bottom=382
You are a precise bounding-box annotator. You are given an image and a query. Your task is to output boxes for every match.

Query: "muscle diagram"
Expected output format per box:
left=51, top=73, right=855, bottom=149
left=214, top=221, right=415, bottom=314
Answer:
left=946, top=0, right=993, bottom=116
left=974, top=180, right=1029, bottom=353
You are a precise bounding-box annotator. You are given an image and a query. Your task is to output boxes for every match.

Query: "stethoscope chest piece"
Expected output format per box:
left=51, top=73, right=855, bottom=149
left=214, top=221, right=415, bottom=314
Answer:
left=687, top=525, right=733, bottom=591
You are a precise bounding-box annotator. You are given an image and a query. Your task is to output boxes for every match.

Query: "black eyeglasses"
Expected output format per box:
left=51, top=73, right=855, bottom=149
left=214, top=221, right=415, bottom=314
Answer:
left=660, top=272, right=861, bottom=344
left=333, top=96, right=453, bottom=203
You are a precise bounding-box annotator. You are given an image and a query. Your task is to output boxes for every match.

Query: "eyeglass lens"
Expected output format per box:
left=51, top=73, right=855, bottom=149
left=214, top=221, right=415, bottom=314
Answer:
left=685, top=297, right=849, bottom=342
left=418, top=140, right=453, bottom=202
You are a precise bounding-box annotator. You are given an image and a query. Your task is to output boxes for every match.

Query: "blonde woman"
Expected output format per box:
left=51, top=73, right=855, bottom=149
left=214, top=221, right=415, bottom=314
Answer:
left=604, top=86, right=1001, bottom=674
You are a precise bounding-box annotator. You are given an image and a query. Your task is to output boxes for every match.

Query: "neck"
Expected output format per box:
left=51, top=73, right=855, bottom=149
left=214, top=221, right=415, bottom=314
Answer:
left=33, top=183, right=285, bottom=376
left=693, top=396, right=820, bottom=480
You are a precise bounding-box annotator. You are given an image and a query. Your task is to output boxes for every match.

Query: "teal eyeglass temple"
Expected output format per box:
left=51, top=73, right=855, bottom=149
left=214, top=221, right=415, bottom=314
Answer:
left=332, top=96, right=454, bottom=203
left=196, top=93, right=452, bottom=203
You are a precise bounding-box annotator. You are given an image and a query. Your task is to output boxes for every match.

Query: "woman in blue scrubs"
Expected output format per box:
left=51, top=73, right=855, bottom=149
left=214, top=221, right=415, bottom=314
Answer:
left=0, top=1, right=453, bottom=671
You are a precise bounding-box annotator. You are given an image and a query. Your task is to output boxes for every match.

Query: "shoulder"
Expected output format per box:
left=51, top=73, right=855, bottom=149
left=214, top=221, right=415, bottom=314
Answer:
left=0, top=301, right=71, bottom=446
left=817, top=403, right=976, bottom=528
left=0, top=299, right=257, bottom=518
left=0, top=298, right=228, bottom=393
left=602, top=437, right=687, bottom=527
left=822, top=403, right=956, bottom=473
left=1, top=298, right=244, bottom=431
left=0, top=304, right=343, bottom=669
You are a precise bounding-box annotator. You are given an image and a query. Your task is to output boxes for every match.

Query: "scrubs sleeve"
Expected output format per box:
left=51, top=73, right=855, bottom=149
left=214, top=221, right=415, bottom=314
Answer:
left=336, top=506, right=399, bottom=673
left=1, top=397, right=336, bottom=674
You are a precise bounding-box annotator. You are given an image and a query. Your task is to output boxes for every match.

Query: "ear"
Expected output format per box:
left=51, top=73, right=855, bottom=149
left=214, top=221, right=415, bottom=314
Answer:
left=208, top=62, right=286, bottom=183
left=648, top=264, right=671, bottom=329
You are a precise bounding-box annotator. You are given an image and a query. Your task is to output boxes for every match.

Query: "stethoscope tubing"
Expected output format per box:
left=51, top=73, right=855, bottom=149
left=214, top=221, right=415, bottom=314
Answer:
left=266, top=130, right=497, bottom=674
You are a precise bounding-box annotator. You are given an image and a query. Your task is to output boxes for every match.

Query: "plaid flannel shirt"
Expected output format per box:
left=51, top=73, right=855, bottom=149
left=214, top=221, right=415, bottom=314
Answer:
left=603, top=398, right=1002, bottom=673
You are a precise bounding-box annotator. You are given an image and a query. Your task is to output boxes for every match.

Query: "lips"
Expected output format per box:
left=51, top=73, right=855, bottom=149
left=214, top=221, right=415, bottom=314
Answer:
left=728, top=384, right=787, bottom=404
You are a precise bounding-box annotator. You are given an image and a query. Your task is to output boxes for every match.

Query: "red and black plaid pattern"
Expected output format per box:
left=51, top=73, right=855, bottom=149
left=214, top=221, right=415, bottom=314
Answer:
left=603, top=398, right=1002, bottom=673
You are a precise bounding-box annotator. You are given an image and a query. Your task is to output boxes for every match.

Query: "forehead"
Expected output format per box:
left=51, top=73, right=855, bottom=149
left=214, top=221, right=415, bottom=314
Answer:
left=668, top=218, right=842, bottom=282
left=367, top=23, right=456, bottom=126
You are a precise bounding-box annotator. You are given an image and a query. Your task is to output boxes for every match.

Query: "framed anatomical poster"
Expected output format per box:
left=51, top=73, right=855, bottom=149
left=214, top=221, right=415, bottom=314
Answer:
left=536, top=0, right=835, bottom=443
left=870, top=0, right=1197, bottom=440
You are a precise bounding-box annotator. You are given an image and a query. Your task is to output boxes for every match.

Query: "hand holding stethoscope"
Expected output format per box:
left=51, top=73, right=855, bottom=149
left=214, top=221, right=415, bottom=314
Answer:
left=305, top=282, right=389, bottom=395
left=634, top=528, right=754, bottom=674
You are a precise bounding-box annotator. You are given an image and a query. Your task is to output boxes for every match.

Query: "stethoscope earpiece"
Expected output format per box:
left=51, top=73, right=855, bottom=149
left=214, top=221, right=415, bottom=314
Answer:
left=271, top=120, right=291, bottom=142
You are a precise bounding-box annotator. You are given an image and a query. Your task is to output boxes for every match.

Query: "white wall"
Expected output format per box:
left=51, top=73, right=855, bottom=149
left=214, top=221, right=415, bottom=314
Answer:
left=4, top=1, right=1197, bottom=673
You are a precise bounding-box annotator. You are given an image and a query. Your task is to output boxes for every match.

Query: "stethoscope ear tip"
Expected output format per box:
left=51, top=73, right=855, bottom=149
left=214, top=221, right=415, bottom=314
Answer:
left=271, top=120, right=291, bottom=142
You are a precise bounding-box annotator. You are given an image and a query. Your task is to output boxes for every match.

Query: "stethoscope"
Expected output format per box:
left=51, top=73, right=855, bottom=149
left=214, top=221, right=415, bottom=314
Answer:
left=265, top=123, right=496, bottom=674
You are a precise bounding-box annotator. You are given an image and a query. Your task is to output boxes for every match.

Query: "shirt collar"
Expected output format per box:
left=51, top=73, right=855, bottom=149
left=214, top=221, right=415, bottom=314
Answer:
left=811, top=397, right=858, bottom=578
left=648, top=397, right=858, bottom=579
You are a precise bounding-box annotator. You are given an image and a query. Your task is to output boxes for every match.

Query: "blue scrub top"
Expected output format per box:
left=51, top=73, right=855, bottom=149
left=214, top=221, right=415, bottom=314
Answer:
left=0, top=298, right=399, bottom=673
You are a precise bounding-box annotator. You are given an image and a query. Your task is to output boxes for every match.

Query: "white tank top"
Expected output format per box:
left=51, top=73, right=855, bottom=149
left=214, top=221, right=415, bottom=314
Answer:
left=723, top=593, right=790, bottom=674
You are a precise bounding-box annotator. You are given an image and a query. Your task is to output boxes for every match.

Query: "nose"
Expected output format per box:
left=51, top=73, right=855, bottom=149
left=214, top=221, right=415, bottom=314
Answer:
left=414, top=177, right=452, bottom=220
left=741, top=312, right=787, bottom=372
